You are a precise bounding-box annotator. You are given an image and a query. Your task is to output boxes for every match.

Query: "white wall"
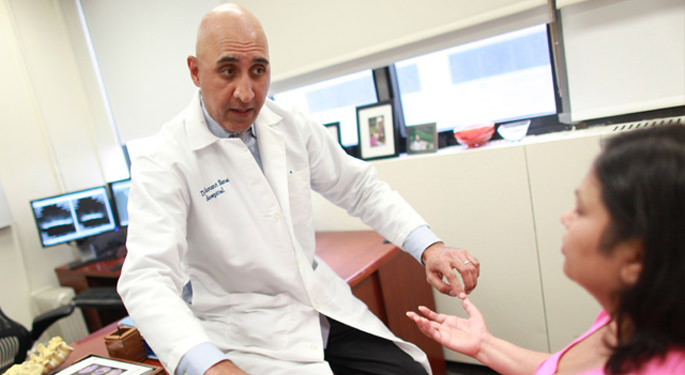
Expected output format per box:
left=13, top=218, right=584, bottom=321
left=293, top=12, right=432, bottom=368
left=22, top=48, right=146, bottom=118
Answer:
left=0, top=0, right=681, bottom=355
left=0, top=0, right=127, bottom=327
left=0, top=0, right=63, bottom=326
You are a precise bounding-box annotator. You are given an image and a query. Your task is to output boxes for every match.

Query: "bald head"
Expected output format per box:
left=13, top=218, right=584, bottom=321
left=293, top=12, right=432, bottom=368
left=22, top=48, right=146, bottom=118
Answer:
left=187, top=3, right=271, bottom=133
left=195, top=3, right=268, bottom=58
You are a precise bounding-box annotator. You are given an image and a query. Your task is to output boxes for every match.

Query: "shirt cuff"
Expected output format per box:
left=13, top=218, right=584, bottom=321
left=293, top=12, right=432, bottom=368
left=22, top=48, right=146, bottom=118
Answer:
left=175, top=342, right=227, bottom=375
left=402, top=225, right=442, bottom=264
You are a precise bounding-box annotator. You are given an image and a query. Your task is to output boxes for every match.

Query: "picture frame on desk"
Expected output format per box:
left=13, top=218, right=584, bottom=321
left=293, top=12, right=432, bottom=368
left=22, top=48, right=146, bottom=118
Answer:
left=356, top=101, right=398, bottom=160
left=406, top=122, right=438, bottom=155
left=56, top=354, right=164, bottom=375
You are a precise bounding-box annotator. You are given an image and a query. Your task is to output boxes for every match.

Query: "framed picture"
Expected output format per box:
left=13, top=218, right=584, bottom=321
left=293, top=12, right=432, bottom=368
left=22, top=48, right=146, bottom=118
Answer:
left=324, top=122, right=342, bottom=146
left=56, top=354, right=163, bottom=375
left=406, top=122, right=438, bottom=154
left=356, top=102, right=398, bottom=160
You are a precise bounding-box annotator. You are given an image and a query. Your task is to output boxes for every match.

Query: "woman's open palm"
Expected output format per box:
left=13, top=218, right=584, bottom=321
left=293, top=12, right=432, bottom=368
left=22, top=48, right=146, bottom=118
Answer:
left=407, top=297, right=488, bottom=357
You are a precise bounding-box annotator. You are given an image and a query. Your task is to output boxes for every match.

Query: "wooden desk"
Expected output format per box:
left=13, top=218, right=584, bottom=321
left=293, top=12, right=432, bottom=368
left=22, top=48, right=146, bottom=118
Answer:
left=315, top=231, right=446, bottom=374
left=57, top=231, right=445, bottom=374
left=58, top=321, right=165, bottom=373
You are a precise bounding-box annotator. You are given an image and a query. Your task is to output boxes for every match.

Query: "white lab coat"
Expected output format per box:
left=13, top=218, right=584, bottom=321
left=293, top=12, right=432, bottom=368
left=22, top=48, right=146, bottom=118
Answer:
left=118, top=91, right=431, bottom=374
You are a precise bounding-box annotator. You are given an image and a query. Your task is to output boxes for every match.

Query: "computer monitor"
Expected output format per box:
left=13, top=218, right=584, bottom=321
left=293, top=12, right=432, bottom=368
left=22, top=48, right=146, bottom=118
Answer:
left=108, top=178, right=131, bottom=228
left=30, top=186, right=116, bottom=248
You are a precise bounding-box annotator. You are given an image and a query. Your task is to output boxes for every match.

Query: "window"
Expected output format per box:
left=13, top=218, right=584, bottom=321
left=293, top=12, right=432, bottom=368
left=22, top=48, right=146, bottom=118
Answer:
left=270, top=24, right=560, bottom=151
left=395, top=24, right=558, bottom=132
left=271, top=70, right=377, bottom=147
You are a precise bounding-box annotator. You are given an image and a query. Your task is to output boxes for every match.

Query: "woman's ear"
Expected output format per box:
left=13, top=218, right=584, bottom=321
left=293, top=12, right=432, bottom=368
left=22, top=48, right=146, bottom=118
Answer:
left=619, top=239, right=644, bottom=286
left=620, top=262, right=642, bottom=286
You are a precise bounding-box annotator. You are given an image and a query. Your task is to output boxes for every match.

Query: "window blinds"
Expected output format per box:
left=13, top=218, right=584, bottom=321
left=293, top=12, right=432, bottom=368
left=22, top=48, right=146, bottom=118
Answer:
left=77, top=0, right=550, bottom=144
left=560, top=0, right=685, bottom=122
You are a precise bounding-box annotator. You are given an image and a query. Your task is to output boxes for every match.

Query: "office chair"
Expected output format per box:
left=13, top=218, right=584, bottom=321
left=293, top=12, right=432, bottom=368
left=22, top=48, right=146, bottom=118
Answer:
left=72, top=287, right=124, bottom=309
left=0, top=303, right=75, bottom=373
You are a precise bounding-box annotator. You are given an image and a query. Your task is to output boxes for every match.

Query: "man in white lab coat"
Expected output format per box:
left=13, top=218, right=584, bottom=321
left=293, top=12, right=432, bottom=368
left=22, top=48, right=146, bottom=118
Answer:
left=117, top=4, right=480, bottom=375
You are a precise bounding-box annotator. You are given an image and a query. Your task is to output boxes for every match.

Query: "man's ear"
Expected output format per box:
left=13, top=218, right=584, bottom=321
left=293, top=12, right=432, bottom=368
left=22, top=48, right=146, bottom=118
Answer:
left=188, top=56, right=201, bottom=87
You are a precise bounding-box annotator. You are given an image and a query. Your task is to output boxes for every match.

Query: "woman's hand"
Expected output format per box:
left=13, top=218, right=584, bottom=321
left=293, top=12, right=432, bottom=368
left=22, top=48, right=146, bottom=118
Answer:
left=407, top=297, right=488, bottom=357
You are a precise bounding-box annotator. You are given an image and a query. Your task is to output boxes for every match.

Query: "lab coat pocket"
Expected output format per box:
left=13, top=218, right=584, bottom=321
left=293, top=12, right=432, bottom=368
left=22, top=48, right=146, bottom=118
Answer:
left=224, top=292, right=295, bottom=351
left=288, top=167, right=311, bottom=210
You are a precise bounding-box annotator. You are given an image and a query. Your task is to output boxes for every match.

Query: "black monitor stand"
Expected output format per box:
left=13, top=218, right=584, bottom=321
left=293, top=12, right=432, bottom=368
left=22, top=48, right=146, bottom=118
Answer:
left=68, top=228, right=127, bottom=269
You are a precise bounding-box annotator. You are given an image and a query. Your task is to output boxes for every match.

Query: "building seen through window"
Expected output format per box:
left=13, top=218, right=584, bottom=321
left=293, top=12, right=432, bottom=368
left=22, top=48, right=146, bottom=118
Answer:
left=272, top=70, right=377, bottom=147
left=395, top=24, right=557, bottom=132
left=271, top=24, right=558, bottom=150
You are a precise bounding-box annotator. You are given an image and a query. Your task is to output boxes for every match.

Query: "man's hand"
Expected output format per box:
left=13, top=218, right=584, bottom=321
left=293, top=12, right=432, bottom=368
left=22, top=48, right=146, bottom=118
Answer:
left=204, top=360, right=248, bottom=375
left=421, top=242, right=480, bottom=297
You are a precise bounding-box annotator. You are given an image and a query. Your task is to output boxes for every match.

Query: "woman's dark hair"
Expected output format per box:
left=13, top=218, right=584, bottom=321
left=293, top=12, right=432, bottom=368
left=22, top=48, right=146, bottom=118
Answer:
left=593, top=124, right=685, bottom=373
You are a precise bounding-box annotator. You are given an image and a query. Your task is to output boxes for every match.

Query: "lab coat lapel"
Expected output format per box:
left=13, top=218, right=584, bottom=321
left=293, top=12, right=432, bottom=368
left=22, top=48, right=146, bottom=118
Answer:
left=255, top=108, right=290, bottom=218
left=186, top=91, right=219, bottom=151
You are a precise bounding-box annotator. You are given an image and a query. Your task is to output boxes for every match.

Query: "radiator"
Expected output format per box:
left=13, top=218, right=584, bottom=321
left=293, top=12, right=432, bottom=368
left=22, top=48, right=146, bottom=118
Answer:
left=609, top=115, right=684, bottom=132
left=31, top=287, right=89, bottom=344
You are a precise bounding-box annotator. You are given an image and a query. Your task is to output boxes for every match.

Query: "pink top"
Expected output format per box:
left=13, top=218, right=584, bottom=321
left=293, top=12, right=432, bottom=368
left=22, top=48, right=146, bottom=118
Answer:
left=535, top=310, right=685, bottom=375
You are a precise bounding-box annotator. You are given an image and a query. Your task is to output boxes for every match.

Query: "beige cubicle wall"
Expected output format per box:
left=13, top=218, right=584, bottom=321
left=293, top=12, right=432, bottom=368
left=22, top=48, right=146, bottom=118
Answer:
left=526, top=132, right=604, bottom=352
left=312, top=126, right=614, bottom=363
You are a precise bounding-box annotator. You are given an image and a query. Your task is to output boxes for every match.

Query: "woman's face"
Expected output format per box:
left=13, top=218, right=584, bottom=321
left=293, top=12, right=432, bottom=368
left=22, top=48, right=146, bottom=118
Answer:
left=560, top=169, right=634, bottom=307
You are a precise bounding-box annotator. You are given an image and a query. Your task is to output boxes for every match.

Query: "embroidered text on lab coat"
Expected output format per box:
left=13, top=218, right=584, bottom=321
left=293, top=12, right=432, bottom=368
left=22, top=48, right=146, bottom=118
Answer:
left=200, top=177, right=230, bottom=201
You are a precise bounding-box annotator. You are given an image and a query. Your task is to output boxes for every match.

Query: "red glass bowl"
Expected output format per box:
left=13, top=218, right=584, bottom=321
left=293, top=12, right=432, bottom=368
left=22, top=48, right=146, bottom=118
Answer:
left=453, top=123, right=495, bottom=148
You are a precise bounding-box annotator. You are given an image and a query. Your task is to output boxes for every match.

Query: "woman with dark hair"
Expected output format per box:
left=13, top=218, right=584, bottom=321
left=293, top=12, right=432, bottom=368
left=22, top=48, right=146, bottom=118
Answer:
left=407, top=125, right=685, bottom=374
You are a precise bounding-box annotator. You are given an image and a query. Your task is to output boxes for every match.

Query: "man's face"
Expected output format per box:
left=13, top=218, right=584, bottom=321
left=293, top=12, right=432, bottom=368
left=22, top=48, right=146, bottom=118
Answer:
left=188, top=19, right=270, bottom=133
